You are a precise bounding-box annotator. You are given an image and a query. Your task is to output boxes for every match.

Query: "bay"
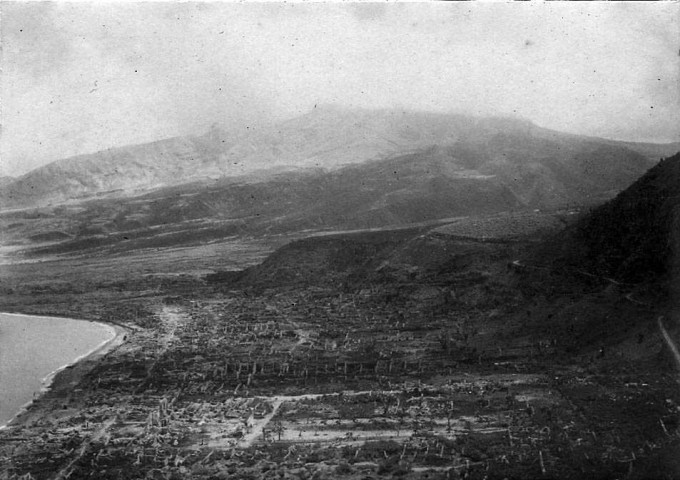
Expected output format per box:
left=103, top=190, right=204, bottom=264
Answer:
left=0, top=313, right=114, bottom=427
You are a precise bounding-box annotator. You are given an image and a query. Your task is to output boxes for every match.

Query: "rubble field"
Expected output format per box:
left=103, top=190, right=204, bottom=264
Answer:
left=1, top=226, right=679, bottom=479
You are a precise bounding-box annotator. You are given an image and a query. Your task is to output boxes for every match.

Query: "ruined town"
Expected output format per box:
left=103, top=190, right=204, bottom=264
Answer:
left=1, top=2, right=679, bottom=479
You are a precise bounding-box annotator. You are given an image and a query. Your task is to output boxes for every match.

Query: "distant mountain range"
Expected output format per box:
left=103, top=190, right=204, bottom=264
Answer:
left=0, top=136, right=224, bottom=208
left=2, top=107, right=679, bottom=256
left=2, top=106, right=679, bottom=209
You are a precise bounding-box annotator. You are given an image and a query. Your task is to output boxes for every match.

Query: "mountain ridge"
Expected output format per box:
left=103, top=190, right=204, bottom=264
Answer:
left=5, top=145, right=672, bottom=257
left=2, top=106, right=678, bottom=209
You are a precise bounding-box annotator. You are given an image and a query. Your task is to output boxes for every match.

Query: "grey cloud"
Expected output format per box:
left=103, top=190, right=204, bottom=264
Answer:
left=351, top=4, right=388, bottom=23
left=1, top=3, right=75, bottom=79
left=1, top=2, right=678, bottom=177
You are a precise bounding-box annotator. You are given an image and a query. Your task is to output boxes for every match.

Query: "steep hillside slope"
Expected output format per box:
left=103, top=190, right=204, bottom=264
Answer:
left=514, top=151, right=680, bottom=365
left=562, top=151, right=680, bottom=285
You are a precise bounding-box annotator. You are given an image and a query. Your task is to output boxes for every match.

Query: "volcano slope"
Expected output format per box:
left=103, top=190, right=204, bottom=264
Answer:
left=4, top=106, right=676, bottom=211
left=2, top=108, right=669, bottom=259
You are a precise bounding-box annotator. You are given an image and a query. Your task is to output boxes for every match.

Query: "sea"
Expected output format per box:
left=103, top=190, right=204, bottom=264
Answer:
left=0, top=313, right=115, bottom=427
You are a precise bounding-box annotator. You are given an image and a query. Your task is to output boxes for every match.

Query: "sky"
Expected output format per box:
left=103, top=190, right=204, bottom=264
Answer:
left=1, top=1, right=679, bottom=177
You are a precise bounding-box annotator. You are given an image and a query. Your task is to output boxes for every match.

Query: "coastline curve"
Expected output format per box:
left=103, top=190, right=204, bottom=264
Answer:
left=0, top=312, right=127, bottom=430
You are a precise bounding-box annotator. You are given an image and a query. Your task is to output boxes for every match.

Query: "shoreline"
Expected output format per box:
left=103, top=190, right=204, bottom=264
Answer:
left=0, top=313, right=129, bottom=431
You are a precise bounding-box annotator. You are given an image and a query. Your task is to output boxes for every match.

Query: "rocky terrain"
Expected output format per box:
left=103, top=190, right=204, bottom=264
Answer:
left=1, top=152, right=679, bottom=479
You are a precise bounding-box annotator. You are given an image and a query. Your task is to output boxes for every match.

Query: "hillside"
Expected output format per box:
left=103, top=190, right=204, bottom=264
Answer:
left=547, top=151, right=680, bottom=286
left=2, top=106, right=676, bottom=209
left=0, top=135, right=227, bottom=207
left=509, top=151, right=680, bottom=373
left=3, top=141, right=651, bottom=257
left=221, top=151, right=680, bottom=360
left=3, top=149, right=680, bottom=480
left=2, top=142, right=662, bottom=259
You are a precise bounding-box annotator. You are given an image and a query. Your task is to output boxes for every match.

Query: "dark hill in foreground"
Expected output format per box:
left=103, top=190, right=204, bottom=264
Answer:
left=576, top=152, right=680, bottom=284
left=544, top=151, right=680, bottom=287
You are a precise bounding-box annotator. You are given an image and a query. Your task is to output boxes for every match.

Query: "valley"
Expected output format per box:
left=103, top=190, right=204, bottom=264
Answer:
left=1, top=109, right=678, bottom=479
left=3, top=2, right=680, bottom=478
left=1, top=188, right=679, bottom=479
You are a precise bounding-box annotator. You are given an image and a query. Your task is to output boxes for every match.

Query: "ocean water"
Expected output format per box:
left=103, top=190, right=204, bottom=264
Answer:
left=0, top=313, right=114, bottom=427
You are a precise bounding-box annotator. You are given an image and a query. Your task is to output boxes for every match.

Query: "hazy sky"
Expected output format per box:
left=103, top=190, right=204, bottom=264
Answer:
left=1, top=1, right=679, bottom=177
